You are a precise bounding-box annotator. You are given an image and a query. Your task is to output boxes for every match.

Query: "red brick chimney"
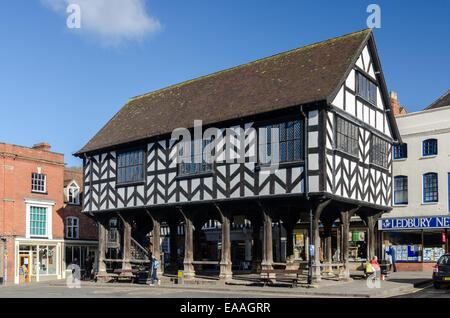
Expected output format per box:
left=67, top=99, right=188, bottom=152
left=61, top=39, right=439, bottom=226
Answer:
left=390, top=91, right=407, bottom=116
left=32, top=142, right=51, bottom=152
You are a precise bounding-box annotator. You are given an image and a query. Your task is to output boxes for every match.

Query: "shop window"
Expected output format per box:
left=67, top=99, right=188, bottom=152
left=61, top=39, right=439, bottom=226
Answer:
left=423, top=139, right=437, bottom=156
left=393, top=143, right=407, bottom=159
left=423, top=173, right=438, bottom=203
left=335, top=117, right=358, bottom=157
left=108, top=218, right=118, bottom=242
left=394, top=176, right=408, bottom=205
left=348, top=231, right=367, bottom=262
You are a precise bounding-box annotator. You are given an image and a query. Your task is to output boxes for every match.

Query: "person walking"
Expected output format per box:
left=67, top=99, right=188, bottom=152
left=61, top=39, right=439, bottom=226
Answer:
left=370, top=256, right=381, bottom=280
left=390, top=246, right=397, bottom=272
left=150, top=255, right=160, bottom=286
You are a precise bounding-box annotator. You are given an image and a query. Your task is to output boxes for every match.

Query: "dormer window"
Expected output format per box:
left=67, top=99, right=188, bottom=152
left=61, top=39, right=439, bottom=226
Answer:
left=65, top=181, right=80, bottom=205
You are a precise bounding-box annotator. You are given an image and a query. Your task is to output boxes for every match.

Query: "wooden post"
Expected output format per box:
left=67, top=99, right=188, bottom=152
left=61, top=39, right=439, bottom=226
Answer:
left=97, top=217, right=107, bottom=277
left=250, top=219, right=262, bottom=273
left=323, top=222, right=333, bottom=276
left=339, top=207, right=359, bottom=281
left=149, top=214, right=162, bottom=276
left=284, top=222, right=296, bottom=270
left=312, top=213, right=321, bottom=281
left=179, top=209, right=195, bottom=279
left=217, top=205, right=232, bottom=281
left=366, top=215, right=376, bottom=261
left=121, top=214, right=132, bottom=272
left=261, top=207, right=273, bottom=272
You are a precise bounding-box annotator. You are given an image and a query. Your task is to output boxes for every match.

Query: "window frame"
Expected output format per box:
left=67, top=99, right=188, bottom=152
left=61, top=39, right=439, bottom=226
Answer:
left=422, top=139, right=438, bottom=157
left=393, top=143, right=407, bottom=160
left=177, top=136, right=214, bottom=178
left=116, top=148, right=146, bottom=186
left=66, top=216, right=79, bottom=239
left=66, top=181, right=81, bottom=205
left=335, top=116, right=359, bottom=158
left=25, top=198, right=54, bottom=239
left=371, top=134, right=389, bottom=168
left=357, top=72, right=377, bottom=105
left=393, top=176, right=408, bottom=205
left=423, top=172, right=438, bottom=203
left=257, top=118, right=304, bottom=166
left=31, top=173, right=47, bottom=194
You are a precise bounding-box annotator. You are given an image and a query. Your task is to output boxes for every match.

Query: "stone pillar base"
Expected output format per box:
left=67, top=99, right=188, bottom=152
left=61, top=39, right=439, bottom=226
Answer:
left=285, top=262, right=298, bottom=270
left=182, top=262, right=195, bottom=280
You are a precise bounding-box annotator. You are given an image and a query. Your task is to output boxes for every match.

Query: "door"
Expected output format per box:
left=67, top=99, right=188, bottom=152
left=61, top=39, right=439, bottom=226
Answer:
left=19, top=256, right=31, bottom=283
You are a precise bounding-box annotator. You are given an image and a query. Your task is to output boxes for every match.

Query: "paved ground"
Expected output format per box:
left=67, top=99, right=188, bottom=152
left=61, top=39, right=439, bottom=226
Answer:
left=0, top=271, right=433, bottom=298
left=393, top=283, right=450, bottom=298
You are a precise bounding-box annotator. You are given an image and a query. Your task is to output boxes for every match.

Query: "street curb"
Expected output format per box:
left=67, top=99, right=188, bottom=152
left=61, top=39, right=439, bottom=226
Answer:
left=45, top=280, right=421, bottom=298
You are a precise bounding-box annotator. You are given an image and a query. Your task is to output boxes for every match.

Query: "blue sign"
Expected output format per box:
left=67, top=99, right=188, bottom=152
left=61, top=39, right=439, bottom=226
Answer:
left=380, top=216, right=450, bottom=230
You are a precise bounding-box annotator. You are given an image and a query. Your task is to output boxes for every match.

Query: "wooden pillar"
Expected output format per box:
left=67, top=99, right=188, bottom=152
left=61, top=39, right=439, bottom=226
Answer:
left=261, top=207, right=273, bottom=272
left=217, top=206, right=232, bottom=281
left=323, top=222, right=333, bottom=276
left=150, top=214, right=162, bottom=275
left=193, top=221, right=203, bottom=262
left=312, top=213, right=321, bottom=281
left=97, top=217, right=107, bottom=276
left=116, top=213, right=133, bottom=278
left=339, top=207, right=359, bottom=281
left=250, top=219, right=262, bottom=273
left=336, top=224, right=341, bottom=262
left=180, top=209, right=195, bottom=279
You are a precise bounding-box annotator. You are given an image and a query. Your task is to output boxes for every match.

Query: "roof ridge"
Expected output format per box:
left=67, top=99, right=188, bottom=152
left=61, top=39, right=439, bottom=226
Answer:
left=128, top=28, right=372, bottom=103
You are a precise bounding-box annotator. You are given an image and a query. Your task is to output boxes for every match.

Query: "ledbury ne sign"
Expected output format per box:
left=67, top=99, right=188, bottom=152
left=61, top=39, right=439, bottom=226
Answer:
left=380, top=216, right=450, bottom=230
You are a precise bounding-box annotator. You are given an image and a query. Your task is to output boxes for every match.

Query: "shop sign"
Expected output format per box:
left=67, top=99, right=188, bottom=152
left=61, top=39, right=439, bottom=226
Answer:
left=380, top=216, right=450, bottom=230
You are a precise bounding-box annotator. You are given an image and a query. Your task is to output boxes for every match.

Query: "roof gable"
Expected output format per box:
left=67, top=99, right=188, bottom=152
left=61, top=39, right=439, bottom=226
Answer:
left=76, top=29, right=375, bottom=155
left=425, top=90, right=450, bottom=110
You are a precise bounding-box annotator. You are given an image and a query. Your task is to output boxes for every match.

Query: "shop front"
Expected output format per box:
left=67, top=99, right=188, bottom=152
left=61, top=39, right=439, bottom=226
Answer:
left=379, top=216, right=450, bottom=271
left=63, top=240, right=98, bottom=278
left=14, top=238, right=62, bottom=284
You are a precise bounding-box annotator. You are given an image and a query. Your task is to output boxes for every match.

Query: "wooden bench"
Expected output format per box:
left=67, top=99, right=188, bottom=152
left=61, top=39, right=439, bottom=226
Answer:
left=112, top=269, right=139, bottom=282
left=260, top=269, right=303, bottom=288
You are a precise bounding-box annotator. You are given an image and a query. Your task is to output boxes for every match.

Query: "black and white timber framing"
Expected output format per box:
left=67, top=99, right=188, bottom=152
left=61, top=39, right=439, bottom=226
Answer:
left=76, top=29, right=401, bottom=283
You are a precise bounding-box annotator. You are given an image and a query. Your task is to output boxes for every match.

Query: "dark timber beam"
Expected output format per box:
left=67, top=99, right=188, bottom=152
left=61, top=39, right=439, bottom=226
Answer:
left=312, top=199, right=332, bottom=282
left=215, top=203, right=233, bottom=281
left=145, top=210, right=163, bottom=275
left=339, top=206, right=361, bottom=281
left=178, top=207, right=195, bottom=279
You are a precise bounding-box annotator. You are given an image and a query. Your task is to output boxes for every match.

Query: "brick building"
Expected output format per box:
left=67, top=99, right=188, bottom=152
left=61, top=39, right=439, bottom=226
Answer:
left=0, top=143, right=97, bottom=284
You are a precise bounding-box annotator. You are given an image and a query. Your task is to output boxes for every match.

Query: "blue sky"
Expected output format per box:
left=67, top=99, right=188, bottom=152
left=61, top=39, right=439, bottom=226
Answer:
left=0, top=0, right=448, bottom=167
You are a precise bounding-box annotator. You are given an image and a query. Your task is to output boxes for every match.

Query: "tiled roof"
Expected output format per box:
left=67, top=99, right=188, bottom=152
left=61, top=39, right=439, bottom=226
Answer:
left=76, top=29, right=373, bottom=155
left=424, top=90, right=450, bottom=110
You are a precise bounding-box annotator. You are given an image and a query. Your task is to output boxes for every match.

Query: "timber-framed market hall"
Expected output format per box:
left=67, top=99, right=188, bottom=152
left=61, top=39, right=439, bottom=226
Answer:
left=75, top=29, right=401, bottom=283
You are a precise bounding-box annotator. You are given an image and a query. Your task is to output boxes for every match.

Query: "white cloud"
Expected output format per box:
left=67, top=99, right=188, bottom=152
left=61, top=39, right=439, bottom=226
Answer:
left=41, top=0, right=161, bottom=46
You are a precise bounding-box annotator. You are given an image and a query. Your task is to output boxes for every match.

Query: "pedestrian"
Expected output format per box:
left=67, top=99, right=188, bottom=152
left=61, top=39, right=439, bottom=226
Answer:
left=389, top=246, right=397, bottom=272
left=385, top=250, right=392, bottom=272
left=370, top=256, right=381, bottom=280
left=86, top=256, right=94, bottom=281
left=150, top=255, right=160, bottom=286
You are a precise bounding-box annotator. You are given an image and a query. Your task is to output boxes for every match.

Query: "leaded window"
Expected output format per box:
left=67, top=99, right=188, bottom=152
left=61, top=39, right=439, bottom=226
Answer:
left=31, top=173, right=46, bottom=193
left=394, top=176, right=408, bottom=205
left=117, top=150, right=144, bottom=184
left=30, top=206, right=47, bottom=236
left=371, top=135, right=389, bottom=168
left=178, top=138, right=213, bottom=177
left=423, top=173, right=438, bottom=203
left=357, top=73, right=377, bottom=105
left=259, top=120, right=302, bottom=164
left=336, top=117, right=359, bottom=157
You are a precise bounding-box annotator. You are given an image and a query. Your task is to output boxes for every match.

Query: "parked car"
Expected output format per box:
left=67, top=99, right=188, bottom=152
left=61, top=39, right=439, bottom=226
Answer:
left=433, top=254, right=450, bottom=289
